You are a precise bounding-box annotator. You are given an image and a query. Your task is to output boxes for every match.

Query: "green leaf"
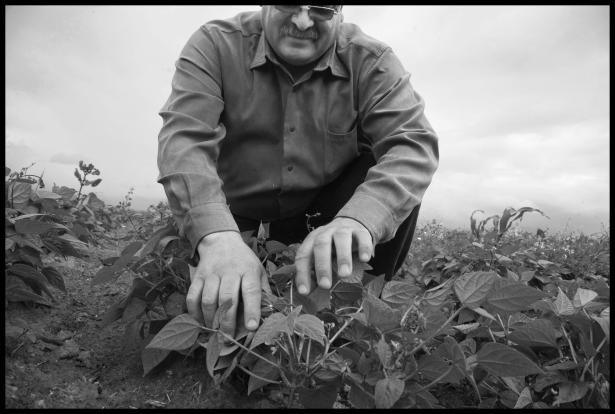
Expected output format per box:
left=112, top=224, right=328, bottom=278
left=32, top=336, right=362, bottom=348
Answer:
left=34, top=189, right=62, bottom=200
left=247, top=353, right=280, bottom=395
left=91, top=242, right=143, bottom=286
left=265, top=240, right=287, bottom=254
left=7, top=263, right=55, bottom=301
left=435, top=336, right=467, bottom=382
left=297, top=380, right=342, bottom=408
left=135, top=221, right=177, bottom=258
left=555, top=382, right=590, bottom=405
left=532, top=372, right=568, bottom=392
left=5, top=286, right=52, bottom=306
left=375, top=336, right=392, bottom=368
left=365, top=274, right=386, bottom=297
left=121, top=297, right=147, bottom=323
left=553, top=287, right=576, bottom=316
left=52, top=185, right=77, bottom=202
left=101, top=296, right=130, bottom=327
left=292, top=286, right=331, bottom=314
left=381, top=280, right=422, bottom=306
left=121, top=241, right=144, bottom=257
left=572, top=288, right=598, bottom=308
left=14, top=219, right=54, bottom=235
left=470, top=210, right=484, bottom=239
left=56, top=233, right=88, bottom=249
left=374, top=377, right=405, bottom=408
left=348, top=383, right=375, bottom=408
left=332, top=282, right=363, bottom=303
left=294, top=314, right=325, bottom=346
left=141, top=347, right=171, bottom=376
left=271, top=263, right=296, bottom=277
left=362, top=292, right=400, bottom=332
left=41, top=266, right=66, bottom=292
left=422, top=279, right=454, bottom=307
left=145, top=313, right=202, bottom=350
left=250, top=312, right=290, bottom=349
left=514, top=386, right=533, bottom=408
left=591, top=315, right=609, bottom=343
left=417, top=354, right=456, bottom=383
left=486, top=282, right=546, bottom=312
left=477, top=342, right=543, bottom=377
left=205, top=332, right=222, bottom=379
left=163, top=292, right=186, bottom=317
left=508, top=318, right=558, bottom=349
left=454, top=271, right=499, bottom=308
left=7, top=181, right=33, bottom=205
left=333, top=258, right=371, bottom=284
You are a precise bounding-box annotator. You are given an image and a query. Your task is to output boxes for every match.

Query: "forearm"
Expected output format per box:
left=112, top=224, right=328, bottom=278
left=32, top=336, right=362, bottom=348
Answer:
left=157, top=27, right=239, bottom=255
left=338, top=49, right=439, bottom=244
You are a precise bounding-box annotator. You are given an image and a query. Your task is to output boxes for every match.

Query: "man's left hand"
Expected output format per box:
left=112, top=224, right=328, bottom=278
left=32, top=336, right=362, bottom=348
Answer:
left=295, top=217, right=373, bottom=295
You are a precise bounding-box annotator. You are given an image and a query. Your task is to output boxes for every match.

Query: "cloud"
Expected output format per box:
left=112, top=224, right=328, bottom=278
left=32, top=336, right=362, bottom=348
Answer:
left=49, top=153, right=86, bottom=165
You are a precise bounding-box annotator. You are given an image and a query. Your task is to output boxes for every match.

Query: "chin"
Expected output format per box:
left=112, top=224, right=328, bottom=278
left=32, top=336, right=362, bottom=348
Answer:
left=280, top=50, right=317, bottom=67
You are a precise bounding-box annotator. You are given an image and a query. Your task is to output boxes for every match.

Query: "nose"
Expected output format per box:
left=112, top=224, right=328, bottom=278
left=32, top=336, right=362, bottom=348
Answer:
left=291, top=6, right=315, bottom=31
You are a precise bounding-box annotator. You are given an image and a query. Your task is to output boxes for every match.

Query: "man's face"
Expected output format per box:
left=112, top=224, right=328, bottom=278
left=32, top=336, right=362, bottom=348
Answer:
left=261, top=6, right=342, bottom=67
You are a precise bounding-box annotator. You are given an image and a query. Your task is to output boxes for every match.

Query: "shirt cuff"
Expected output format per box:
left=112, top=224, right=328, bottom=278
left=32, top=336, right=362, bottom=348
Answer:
left=334, top=193, right=397, bottom=245
left=182, top=202, right=239, bottom=257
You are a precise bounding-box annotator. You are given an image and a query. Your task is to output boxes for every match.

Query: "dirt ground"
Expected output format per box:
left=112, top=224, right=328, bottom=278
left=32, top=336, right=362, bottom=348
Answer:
left=4, top=242, right=281, bottom=409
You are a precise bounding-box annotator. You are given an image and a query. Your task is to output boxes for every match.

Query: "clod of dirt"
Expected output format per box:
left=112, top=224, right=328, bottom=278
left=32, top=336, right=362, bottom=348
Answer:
left=58, top=339, right=80, bottom=359
left=76, top=350, right=94, bottom=368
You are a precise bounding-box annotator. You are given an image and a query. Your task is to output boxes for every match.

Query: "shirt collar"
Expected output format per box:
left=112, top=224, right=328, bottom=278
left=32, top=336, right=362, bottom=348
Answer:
left=249, top=34, right=349, bottom=79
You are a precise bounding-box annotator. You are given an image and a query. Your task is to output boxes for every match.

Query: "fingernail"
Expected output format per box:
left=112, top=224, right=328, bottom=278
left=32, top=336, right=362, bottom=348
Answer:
left=319, top=278, right=331, bottom=289
left=247, top=319, right=258, bottom=330
left=339, top=264, right=350, bottom=276
left=360, top=252, right=370, bottom=261
left=298, top=284, right=308, bottom=295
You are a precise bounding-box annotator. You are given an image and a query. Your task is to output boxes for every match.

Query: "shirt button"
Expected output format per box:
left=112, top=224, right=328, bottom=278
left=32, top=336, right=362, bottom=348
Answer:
left=289, top=126, right=296, bottom=132
left=287, top=165, right=294, bottom=172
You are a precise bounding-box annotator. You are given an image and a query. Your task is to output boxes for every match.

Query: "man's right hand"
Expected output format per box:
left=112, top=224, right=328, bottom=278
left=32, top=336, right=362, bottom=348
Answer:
left=186, top=231, right=266, bottom=339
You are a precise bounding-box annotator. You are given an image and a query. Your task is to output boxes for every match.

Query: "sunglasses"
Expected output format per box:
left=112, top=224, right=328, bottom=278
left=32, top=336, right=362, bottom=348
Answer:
left=274, top=5, right=340, bottom=21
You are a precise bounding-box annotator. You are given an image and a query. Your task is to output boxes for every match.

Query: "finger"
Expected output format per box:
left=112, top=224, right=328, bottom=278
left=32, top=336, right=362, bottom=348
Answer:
left=186, top=275, right=204, bottom=323
left=313, top=229, right=335, bottom=289
left=355, top=227, right=374, bottom=262
left=218, top=274, right=241, bottom=339
left=242, top=268, right=262, bottom=331
left=332, top=228, right=353, bottom=277
left=295, top=236, right=314, bottom=295
left=201, top=275, right=220, bottom=328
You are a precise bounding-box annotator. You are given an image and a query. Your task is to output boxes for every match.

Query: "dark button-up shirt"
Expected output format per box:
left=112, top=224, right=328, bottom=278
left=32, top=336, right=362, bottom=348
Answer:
left=157, top=11, right=439, bottom=254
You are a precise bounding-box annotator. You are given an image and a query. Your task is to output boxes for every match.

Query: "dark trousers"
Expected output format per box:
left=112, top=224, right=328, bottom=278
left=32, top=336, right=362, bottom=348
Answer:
left=233, top=153, right=421, bottom=280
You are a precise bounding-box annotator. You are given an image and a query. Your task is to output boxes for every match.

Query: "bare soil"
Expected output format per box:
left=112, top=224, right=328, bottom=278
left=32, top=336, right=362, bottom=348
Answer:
left=4, top=242, right=280, bottom=409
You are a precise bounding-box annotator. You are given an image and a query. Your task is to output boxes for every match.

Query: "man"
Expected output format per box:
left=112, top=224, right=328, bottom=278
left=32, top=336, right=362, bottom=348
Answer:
left=157, top=6, right=438, bottom=339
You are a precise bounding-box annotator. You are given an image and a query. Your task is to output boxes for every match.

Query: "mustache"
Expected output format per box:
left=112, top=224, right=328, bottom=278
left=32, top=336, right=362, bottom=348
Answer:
left=281, top=25, right=318, bottom=40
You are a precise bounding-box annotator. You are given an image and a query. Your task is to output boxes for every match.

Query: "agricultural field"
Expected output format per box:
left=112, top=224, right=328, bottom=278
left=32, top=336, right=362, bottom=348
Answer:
left=5, top=163, right=610, bottom=408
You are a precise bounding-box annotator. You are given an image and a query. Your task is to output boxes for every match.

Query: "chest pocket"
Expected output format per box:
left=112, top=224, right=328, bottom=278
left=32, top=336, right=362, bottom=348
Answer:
left=324, top=124, right=359, bottom=183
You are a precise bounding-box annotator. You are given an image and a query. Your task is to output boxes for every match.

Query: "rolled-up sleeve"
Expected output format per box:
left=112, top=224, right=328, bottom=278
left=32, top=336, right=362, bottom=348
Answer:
left=336, top=49, right=439, bottom=245
left=157, top=27, right=239, bottom=255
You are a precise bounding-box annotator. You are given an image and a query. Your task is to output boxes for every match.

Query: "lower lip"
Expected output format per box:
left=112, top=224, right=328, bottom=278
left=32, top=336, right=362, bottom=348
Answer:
left=286, top=36, right=315, bottom=43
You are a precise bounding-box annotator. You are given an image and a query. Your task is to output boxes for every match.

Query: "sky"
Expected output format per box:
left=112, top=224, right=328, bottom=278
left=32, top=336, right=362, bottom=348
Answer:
left=5, top=5, right=610, bottom=235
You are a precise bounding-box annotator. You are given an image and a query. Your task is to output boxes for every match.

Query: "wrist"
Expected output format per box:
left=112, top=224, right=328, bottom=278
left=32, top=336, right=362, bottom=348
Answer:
left=198, top=230, right=241, bottom=251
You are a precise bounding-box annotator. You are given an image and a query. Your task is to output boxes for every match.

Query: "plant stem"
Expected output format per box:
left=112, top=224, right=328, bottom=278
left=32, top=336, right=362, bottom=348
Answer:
left=324, top=305, right=363, bottom=356
left=199, top=326, right=279, bottom=370
left=561, top=325, right=578, bottom=364
left=236, top=365, right=281, bottom=385
left=409, top=306, right=463, bottom=355
left=580, top=337, right=607, bottom=380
